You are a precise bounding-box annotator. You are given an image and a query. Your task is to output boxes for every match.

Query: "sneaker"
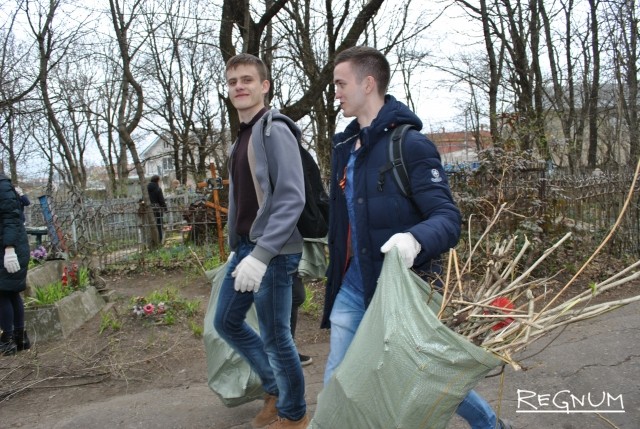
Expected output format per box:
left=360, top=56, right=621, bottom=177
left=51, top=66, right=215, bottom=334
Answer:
left=252, top=394, right=278, bottom=428
left=299, top=353, right=313, bottom=366
left=265, top=413, right=310, bottom=429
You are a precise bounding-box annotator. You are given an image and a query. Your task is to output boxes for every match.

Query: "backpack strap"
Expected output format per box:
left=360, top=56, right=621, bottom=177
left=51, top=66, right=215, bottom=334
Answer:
left=377, top=124, right=415, bottom=197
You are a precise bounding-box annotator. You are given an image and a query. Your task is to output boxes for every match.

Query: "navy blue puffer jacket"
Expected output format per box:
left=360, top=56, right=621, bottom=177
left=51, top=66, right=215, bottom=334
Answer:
left=321, top=96, right=461, bottom=328
left=0, top=173, right=30, bottom=292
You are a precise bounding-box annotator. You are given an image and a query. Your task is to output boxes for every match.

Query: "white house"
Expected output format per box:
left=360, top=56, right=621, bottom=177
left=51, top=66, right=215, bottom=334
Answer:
left=139, top=133, right=176, bottom=179
left=139, top=130, right=231, bottom=190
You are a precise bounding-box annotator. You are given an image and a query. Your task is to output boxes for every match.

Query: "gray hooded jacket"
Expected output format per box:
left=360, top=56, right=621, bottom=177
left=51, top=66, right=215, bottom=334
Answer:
left=227, top=109, right=305, bottom=265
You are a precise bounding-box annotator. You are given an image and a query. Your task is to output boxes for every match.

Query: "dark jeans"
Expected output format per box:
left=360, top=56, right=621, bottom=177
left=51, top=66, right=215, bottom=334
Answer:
left=153, top=210, right=164, bottom=242
left=213, top=238, right=306, bottom=420
left=0, top=291, right=25, bottom=334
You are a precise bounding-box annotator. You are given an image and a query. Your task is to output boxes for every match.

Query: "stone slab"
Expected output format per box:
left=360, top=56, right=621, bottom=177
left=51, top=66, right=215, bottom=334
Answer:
left=26, top=260, right=65, bottom=295
left=25, top=286, right=106, bottom=343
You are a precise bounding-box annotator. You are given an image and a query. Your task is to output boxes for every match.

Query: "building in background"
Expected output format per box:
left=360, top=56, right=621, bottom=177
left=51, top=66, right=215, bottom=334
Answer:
left=427, top=128, right=491, bottom=171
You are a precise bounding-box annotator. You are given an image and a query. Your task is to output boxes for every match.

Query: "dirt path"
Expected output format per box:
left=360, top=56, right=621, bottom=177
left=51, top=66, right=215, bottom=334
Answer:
left=0, top=269, right=328, bottom=428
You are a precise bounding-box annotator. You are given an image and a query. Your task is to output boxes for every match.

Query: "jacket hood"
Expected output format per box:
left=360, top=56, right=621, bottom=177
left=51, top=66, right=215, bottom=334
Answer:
left=337, top=95, right=423, bottom=143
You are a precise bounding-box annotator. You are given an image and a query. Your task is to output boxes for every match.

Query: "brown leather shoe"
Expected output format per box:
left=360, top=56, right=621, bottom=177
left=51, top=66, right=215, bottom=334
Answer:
left=251, top=394, right=278, bottom=428
left=265, top=413, right=310, bottom=429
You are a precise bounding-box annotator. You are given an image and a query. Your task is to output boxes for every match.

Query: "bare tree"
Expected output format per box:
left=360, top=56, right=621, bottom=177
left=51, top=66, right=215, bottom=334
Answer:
left=606, top=0, right=639, bottom=165
left=453, top=0, right=511, bottom=146
left=539, top=0, right=588, bottom=171
left=141, top=0, right=223, bottom=185
left=0, top=103, right=32, bottom=180
left=108, top=0, right=161, bottom=247
left=72, top=37, right=134, bottom=198
left=586, top=0, right=601, bottom=168
left=0, top=6, right=45, bottom=110
left=29, top=1, right=94, bottom=188
left=218, top=0, right=389, bottom=173
left=0, top=1, right=58, bottom=178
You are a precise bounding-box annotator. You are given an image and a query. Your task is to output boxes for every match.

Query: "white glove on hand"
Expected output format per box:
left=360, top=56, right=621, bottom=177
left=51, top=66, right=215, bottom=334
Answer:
left=380, top=232, right=421, bottom=268
left=232, top=255, right=267, bottom=293
left=4, top=247, right=20, bottom=273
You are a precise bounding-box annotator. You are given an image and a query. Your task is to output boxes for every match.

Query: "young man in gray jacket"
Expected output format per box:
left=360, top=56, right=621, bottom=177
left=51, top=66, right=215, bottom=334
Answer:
left=213, top=53, right=309, bottom=429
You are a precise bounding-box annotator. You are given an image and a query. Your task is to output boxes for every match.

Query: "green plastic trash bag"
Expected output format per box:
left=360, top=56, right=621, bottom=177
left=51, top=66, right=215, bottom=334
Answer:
left=203, top=262, right=264, bottom=407
left=309, top=248, right=502, bottom=429
left=298, top=237, right=328, bottom=281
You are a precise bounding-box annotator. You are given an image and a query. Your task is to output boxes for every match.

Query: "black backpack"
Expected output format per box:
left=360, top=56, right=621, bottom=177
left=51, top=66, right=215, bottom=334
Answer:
left=263, top=117, right=329, bottom=238
left=377, top=124, right=416, bottom=197
left=297, top=143, right=330, bottom=238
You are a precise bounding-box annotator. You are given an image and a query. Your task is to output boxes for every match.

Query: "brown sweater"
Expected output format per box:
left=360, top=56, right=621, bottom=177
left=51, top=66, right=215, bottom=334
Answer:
left=230, top=108, right=267, bottom=235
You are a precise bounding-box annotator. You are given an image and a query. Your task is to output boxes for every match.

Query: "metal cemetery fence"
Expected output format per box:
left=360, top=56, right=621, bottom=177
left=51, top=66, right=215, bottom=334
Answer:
left=449, top=167, right=640, bottom=258
left=25, top=192, right=225, bottom=268
left=22, top=168, right=640, bottom=271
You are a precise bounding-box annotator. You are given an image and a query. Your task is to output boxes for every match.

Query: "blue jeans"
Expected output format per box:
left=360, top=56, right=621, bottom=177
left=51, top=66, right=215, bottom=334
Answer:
left=213, top=239, right=305, bottom=421
left=325, top=285, right=498, bottom=429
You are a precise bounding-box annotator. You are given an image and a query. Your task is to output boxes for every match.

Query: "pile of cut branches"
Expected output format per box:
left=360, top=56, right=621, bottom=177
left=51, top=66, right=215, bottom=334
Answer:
left=438, top=161, right=640, bottom=368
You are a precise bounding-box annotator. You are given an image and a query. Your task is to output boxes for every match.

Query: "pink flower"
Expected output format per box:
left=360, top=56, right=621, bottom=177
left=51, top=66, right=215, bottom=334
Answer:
left=143, top=303, right=155, bottom=315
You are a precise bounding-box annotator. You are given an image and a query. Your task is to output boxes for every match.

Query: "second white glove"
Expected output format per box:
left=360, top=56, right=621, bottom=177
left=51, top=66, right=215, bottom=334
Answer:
left=232, top=255, right=267, bottom=293
left=4, top=247, right=20, bottom=273
left=380, top=232, right=421, bottom=268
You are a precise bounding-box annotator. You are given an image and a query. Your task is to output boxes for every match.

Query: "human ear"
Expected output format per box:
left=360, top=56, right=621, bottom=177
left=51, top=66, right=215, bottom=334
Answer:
left=364, top=76, right=376, bottom=94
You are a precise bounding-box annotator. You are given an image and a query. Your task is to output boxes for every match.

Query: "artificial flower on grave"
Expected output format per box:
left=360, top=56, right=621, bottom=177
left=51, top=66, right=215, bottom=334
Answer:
left=143, top=303, right=155, bottom=315
left=30, top=246, right=48, bottom=262
left=483, top=296, right=516, bottom=331
left=68, top=263, right=79, bottom=289
left=131, top=296, right=171, bottom=319
left=133, top=305, right=144, bottom=317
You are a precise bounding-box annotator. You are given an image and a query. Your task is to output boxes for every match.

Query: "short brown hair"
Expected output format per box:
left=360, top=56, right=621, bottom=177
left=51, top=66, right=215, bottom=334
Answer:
left=226, top=53, right=269, bottom=82
left=334, top=46, right=390, bottom=96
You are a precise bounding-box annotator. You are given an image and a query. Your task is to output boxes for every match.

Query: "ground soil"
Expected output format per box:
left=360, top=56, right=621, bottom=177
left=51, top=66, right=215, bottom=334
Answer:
left=0, top=256, right=636, bottom=428
left=0, top=268, right=329, bottom=427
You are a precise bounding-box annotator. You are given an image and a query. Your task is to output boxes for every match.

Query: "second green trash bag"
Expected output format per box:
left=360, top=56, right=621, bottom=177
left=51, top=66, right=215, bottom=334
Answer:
left=203, top=262, right=265, bottom=407
left=309, top=248, right=502, bottom=429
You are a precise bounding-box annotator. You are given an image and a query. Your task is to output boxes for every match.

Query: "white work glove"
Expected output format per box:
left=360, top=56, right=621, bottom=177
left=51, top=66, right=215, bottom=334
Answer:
left=232, top=255, right=267, bottom=293
left=4, top=247, right=20, bottom=273
left=380, top=232, right=421, bottom=268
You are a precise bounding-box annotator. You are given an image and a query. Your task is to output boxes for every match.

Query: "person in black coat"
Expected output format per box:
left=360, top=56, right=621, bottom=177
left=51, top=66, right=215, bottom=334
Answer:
left=147, top=175, right=167, bottom=242
left=14, top=185, right=31, bottom=223
left=0, top=173, right=31, bottom=355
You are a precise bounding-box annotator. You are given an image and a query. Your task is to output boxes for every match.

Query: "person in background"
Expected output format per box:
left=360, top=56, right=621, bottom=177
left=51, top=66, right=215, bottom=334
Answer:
left=212, top=53, right=309, bottom=429
left=147, top=175, right=167, bottom=242
left=14, top=186, right=30, bottom=224
left=321, top=46, right=512, bottom=429
left=0, top=173, right=32, bottom=355
left=170, top=179, right=183, bottom=194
